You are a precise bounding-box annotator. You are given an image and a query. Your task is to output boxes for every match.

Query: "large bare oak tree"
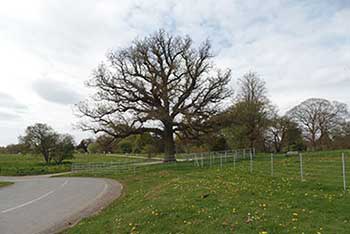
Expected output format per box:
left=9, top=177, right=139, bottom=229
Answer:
left=77, top=30, right=231, bottom=161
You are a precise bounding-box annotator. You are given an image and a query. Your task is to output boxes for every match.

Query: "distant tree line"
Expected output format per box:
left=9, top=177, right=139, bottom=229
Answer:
left=74, top=71, right=350, bottom=156
left=75, top=133, right=162, bottom=157
left=176, top=72, right=350, bottom=153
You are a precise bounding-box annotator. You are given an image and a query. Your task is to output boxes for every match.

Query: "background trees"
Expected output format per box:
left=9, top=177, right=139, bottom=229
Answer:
left=51, top=134, right=75, bottom=164
left=85, top=133, right=162, bottom=155
left=0, top=143, right=27, bottom=154
left=223, top=72, right=272, bottom=151
left=265, top=115, right=304, bottom=153
left=76, top=138, right=94, bottom=153
left=287, top=98, right=348, bottom=150
left=19, top=123, right=75, bottom=164
left=1, top=32, right=348, bottom=156
left=77, top=30, right=231, bottom=161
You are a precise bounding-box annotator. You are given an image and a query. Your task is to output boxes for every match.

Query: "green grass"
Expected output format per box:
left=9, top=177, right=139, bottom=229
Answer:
left=0, top=181, right=13, bottom=188
left=0, top=153, right=140, bottom=176
left=62, top=150, right=350, bottom=234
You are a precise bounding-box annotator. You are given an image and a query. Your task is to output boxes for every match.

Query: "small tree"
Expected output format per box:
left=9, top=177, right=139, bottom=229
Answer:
left=76, top=138, right=94, bottom=153
left=20, top=123, right=58, bottom=163
left=87, top=142, right=99, bottom=154
left=265, top=115, right=291, bottom=153
left=265, top=114, right=303, bottom=153
left=20, top=123, right=75, bottom=164
left=51, top=134, right=75, bottom=164
left=223, top=72, right=272, bottom=150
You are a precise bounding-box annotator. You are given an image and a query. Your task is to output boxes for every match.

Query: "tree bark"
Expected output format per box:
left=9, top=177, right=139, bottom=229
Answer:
left=42, top=150, right=50, bottom=164
left=163, top=123, right=176, bottom=162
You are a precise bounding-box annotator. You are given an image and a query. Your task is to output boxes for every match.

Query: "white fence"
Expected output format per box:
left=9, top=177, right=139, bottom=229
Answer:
left=71, top=149, right=348, bottom=192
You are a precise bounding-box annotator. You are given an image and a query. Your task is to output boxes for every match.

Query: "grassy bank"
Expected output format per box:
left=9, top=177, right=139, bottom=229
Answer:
left=0, top=181, right=13, bottom=188
left=0, top=153, right=140, bottom=176
left=62, top=150, right=350, bottom=234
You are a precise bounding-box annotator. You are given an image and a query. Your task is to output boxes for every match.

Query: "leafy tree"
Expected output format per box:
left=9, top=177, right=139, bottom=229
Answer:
left=76, top=138, right=94, bottom=153
left=265, top=114, right=304, bottom=152
left=328, top=121, right=350, bottom=149
left=95, top=135, right=115, bottom=153
left=283, top=121, right=305, bottom=152
left=87, top=142, right=99, bottom=154
left=20, top=123, right=59, bottom=163
left=51, top=134, right=75, bottom=164
left=134, top=133, right=155, bottom=153
left=19, top=123, right=75, bottom=164
left=223, top=72, right=272, bottom=150
left=0, top=143, right=28, bottom=154
left=117, top=139, right=133, bottom=154
left=77, top=30, right=231, bottom=161
left=265, top=115, right=291, bottom=153
left=143, top=144, right=158, bottom=158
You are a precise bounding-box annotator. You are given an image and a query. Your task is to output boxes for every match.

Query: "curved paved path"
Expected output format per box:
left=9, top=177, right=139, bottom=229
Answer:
left=0, top=174, right=122, bottom=234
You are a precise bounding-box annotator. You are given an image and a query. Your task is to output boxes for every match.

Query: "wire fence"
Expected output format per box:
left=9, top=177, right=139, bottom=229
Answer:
left=71, top=149, right=348, bottom=192
left=71, top=158, right=160, bottom=174
left=71, top=148, right=255, bottom=173
left=189, top=150, right=350, bottom=192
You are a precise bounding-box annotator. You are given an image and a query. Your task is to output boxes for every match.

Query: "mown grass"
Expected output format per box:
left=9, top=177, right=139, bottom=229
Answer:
left=0, top=181, right=13, bottom=188
left=62, top=150, right=350, bottom=234
left=0, top=153, right=138, bottom=176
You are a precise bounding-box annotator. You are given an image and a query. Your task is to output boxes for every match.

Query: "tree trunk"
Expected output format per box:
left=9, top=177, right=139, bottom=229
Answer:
left=311, top=132, right=317, bottom=151
left=43, top=151, right=50, bottom=164
left=163, top=124, right=176, bottom=162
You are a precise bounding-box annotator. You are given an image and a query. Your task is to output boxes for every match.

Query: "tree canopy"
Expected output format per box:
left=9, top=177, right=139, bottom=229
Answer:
left=287, top=98, right=348, bottom=150
left=77, top=30, right=231, bottom=161
left=19, top=123, right=75, bottom=164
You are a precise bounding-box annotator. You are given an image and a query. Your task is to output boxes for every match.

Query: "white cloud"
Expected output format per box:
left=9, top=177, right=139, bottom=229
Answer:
left=0, top=0, right=349, bottom=145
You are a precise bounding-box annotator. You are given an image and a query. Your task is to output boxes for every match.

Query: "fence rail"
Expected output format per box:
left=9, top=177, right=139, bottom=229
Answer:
left=71, top=149, right=348, bottom=192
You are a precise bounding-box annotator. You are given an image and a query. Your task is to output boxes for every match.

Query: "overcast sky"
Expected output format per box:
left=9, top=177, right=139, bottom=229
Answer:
left=0, top=0, right=349, bottom=146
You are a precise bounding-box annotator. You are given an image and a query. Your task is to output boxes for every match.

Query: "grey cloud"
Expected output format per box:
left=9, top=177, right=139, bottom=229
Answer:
left=33, top=79, right=82, bottom=105
left=0, top=92, right=27, bottom=110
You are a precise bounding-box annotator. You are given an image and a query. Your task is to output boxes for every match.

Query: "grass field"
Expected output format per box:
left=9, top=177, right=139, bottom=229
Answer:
left=0, top=153, right=140, bottom=176
left=1, top=150, right=349, bottom=233
left=60, top=150, right=350, bottom=234
left=0, top=181, right=13, bottom=188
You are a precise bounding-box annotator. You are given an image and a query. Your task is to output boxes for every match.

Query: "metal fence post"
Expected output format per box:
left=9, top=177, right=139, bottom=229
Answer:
left=201, top=153, right=204, bottom=168
left=210, top=153, right=212, bottom=167
left=342, top=152, right=347, bottom=192
left=249, top=150, right=253, bottom=173
left=299, top=153, right=304, bottom=181
left=220, top=153, right=223, bottom=168
left=233, top=151, right=236, bottom=169
left=271, top=153, right=274, bottom=177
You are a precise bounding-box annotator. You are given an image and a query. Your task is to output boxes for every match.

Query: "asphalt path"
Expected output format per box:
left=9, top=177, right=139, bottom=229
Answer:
left=0, top=174, right=122, bottom=234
